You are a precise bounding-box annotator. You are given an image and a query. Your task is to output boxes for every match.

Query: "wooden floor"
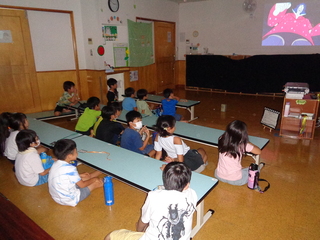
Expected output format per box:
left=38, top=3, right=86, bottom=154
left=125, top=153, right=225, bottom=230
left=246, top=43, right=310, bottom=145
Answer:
left=1, top=89, right=320, bottom=240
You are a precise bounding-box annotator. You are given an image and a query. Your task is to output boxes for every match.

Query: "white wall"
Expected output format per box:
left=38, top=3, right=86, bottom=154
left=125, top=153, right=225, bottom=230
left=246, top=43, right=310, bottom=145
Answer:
left=178, top=0, right=320, bottom=59
left=0, top=0, right=179, bottom=70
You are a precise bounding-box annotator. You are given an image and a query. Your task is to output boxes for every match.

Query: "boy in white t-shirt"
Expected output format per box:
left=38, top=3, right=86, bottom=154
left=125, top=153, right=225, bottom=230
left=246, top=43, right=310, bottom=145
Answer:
left=48, top=139, right=103, bottom=207
left=104, top=162, right=198, bottom=240
left=15, top=129, right=50, bottom=187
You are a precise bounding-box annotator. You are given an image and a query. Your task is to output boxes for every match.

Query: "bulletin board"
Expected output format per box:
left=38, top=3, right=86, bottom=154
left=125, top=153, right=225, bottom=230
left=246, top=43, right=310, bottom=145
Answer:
left=113, top=43, right=128, bottom=67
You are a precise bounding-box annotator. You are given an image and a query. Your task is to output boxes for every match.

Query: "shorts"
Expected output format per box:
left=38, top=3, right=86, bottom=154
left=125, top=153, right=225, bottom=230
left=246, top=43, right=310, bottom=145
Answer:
left=214, top=168, right=249, bottom=186
left=76, top=185, right=91, bottom=202
left=35, top=174, right=48, bottom=186
left=174, top=113, right=182, bottom=121
left=108, top=229, right=143, bottom=240
left=54, top=105, right=69, bottom=113
left=184, top=149, right=204, bottom=171
left=141, top=144, right=154, bottom=156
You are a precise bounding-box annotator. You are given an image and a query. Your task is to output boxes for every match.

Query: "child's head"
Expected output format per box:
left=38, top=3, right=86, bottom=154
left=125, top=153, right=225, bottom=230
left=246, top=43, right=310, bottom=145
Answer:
left=16, top=129, right=39, bottom=152
left=101, top=105, right=117, bottom=121
left=107, top=102, right=122, bottom=119
left=0, top=112, right=13, bottom=155
left=126, top=110, right=142, bottom=129
left=87, top=97, right=100, bottom=110
left=63, top=81, right=75, bottom=92
left=162, top=162, right=191, bottom=192
left=219, top=120, right=249, bottom=158
left=10, top=112, right=28, bottom=130
left=53, top=139, right=77, bottom=161
left=163, top=88, right=173, bottom=99
left=137, top=89, right=148, bottom=100
left=155, top=115, right=176, bottom=137
left=125, top=87, right=135, bottom=97
left=107, top=78, right=118, bottom=89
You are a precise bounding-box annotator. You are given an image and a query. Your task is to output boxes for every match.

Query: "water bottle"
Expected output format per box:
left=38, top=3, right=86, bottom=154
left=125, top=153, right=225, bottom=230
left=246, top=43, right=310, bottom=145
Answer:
left=247, top=163, right=259, bottom=190
left=104, top=176, right=114, bottom=206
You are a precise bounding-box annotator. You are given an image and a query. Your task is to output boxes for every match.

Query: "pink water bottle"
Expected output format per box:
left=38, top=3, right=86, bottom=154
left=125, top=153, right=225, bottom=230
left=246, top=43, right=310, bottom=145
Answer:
left=248, top=164, right=259, bottom=189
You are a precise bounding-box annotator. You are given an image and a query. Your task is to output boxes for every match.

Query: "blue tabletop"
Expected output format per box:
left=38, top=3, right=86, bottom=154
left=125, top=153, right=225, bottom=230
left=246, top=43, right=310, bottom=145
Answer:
left=27, top=117, right=218, bottom=204
left=118, top=110, right=270, bottom=150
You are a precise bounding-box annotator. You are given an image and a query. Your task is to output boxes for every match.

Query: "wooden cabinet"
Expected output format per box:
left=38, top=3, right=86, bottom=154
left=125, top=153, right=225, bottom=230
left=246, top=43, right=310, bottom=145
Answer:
left=280, top=98, right=319, bottom=139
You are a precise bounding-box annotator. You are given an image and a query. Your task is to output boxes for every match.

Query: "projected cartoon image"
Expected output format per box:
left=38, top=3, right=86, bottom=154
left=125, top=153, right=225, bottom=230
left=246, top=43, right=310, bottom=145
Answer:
left=262, top=2, right=320, bottom=46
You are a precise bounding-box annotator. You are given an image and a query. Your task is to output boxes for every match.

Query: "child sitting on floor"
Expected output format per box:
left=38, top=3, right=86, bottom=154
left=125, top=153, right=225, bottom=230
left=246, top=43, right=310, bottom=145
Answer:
left=214, top=120, right=264, bottom=186
left=104, top=162, right=197, bottom=240
left=161, top=88, right=183, bottom=121
left=120, top=111, right=155, bottom=157
left=96, top=103, right=124, bottom=145
left=54, top=81, right=80, bottom=116
left=136, top=89, right=153, bottom=116
left=75, top=96, right=101, bottom=136
left=122, top=87, right=137, bottom=111
left=15, top=129, right=51, bottom=186
left=48, top=139, right=103, bottom=207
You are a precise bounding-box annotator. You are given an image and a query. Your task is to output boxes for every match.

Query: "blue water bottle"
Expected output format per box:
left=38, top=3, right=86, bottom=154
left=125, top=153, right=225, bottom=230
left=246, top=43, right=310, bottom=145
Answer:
left=104, top=176, right=114, bottom=206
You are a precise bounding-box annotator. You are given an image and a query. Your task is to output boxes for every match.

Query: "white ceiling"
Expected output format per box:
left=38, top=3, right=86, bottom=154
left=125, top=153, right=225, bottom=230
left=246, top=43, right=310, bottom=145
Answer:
left=166, top=0, right=208, bottom=3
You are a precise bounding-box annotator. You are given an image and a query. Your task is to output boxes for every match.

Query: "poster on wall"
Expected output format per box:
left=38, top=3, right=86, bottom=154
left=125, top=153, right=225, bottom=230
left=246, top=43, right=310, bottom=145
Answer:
left=102, top=25, right=118, bottom=41
left=113, top=43, right=128, bottom=67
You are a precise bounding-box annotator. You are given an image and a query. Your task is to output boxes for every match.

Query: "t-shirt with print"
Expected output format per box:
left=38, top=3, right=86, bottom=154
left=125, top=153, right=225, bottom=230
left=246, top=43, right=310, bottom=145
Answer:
left=75, top=108, right=101, bottom=132
left=48, top=160, right=81, bottom=207
left=122, top=97, right=137, bottom=111
left=15, top=147, right=44, bottom=186
left=140, top=188, right=197, bottom=240
left=57, top=91, right=74, bottom=106
left=216, top=143, right=254, bottom=181
left=162, top=98, right=178, bottom=116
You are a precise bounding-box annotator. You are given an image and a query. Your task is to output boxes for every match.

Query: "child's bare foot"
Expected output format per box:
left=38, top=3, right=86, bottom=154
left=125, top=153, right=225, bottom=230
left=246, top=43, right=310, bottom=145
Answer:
left=62, top=109, right=72, bottom=113
left=88, top=178, right=103, bottom=191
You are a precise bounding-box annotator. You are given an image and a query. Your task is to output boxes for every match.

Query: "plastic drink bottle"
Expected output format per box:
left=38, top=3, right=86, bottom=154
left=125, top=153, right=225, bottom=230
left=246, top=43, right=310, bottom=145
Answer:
left=104, top=176, right=114, bottom=206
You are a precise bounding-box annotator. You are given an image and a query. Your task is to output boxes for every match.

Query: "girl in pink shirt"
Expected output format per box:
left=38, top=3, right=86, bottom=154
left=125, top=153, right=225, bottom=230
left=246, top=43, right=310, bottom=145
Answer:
left=215, top=120, right=263, bottom=186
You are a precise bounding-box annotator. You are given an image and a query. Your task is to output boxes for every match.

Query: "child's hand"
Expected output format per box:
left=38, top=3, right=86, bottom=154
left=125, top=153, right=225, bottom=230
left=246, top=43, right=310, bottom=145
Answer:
left=160, top=164, right=167, bottom=171
left=80, top=172, right=91, bottom=181
left=164, top=156, right=174, bottom=163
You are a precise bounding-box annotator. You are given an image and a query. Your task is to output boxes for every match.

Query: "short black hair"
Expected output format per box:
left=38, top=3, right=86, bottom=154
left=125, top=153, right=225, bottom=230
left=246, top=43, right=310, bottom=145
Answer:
left=162, top=162, right=191, bottom=192
left=125, top=87, right=135, bottom=97
left=0, top=112, right=13, bottom=156
left=163, top=88, right=173, bottom=99
left=10, top=112, right=27, bottom=130
left=63, top=81, right=75, bottom=91
left=16, top=129, right=38, bottom=152
left=137, top=89, right=148, bottom=100
left=107, top=78, right=117, bottom=88
left=53, top=139, right=77, bottom=160
left=109, top=101, right=122, bottom=112
left=125, top=110, right=142, bottom=126
left=87, top=97, right=100, bottom=109
left=101, top=105, right=115, bottom=120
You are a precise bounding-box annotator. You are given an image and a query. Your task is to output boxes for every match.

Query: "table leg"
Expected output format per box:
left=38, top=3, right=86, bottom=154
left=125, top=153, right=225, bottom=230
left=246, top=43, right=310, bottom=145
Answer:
left=187, top=106, right=198, bottom=122
left=190, top=200, right=214, bottom=238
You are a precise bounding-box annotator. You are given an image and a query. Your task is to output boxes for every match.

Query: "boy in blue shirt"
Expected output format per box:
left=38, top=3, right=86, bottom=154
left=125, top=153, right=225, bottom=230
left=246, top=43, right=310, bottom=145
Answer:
left=161, top=88, right=183, bottom=121
left=122, top=87, right=137, bottom=111
left=75, top=97, right=101, bottom=136
left=120, top=111, right=155, bottom=157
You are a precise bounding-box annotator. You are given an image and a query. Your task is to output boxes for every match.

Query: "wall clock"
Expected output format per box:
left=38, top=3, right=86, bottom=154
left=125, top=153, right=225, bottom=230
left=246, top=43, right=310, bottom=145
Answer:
left=193, top=31, right=199, bottom=37
left=108, top=0, right=119, bottom=12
